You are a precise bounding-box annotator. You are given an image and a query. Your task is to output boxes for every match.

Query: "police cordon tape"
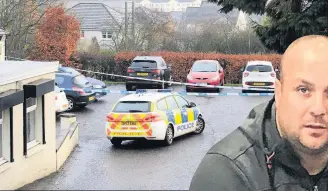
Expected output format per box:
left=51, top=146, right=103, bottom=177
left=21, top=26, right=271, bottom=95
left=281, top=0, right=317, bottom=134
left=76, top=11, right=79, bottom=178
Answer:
left=62, top=88, right=274, bottom=96
left=90, top=89, right=274, bottom=96
left=5, top=56, right=274, bottom=96
left=74, top=68, right=275, bottom=92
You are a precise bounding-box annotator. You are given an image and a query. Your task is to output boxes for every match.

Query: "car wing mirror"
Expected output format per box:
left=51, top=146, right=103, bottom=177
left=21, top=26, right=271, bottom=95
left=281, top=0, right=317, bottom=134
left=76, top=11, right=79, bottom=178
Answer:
left=189, top=102, right=196, bottom=107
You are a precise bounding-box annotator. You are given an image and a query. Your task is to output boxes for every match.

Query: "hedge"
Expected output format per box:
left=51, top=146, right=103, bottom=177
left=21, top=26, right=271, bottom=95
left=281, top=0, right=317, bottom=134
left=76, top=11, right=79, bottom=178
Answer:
left=114, top=51, right=282, bottom=84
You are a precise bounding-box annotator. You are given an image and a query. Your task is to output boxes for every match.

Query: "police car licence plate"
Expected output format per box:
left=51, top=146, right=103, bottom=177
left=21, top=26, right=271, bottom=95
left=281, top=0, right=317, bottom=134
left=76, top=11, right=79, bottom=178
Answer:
left=121, top=121, right=137, bottom=126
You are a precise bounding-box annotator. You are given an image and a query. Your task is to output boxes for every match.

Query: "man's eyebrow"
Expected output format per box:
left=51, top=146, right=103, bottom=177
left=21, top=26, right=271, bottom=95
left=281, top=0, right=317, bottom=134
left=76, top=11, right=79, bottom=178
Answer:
left=300, top=80, right=314, bottom=86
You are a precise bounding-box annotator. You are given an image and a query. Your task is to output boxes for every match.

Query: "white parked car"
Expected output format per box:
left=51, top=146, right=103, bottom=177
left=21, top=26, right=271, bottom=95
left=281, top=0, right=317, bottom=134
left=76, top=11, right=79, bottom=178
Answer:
left=55, top=85, right=69, bottom=113
left=241, top=61, right=276, bottom=93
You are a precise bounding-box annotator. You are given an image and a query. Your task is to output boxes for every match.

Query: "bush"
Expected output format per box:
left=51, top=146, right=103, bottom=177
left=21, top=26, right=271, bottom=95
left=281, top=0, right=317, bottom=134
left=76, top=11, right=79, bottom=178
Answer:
left=114, top=51, right=282, bottom=84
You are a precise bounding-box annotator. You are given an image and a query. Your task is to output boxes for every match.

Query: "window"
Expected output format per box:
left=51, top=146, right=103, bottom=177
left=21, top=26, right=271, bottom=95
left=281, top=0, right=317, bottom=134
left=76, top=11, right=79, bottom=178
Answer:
left=0, top=111, right=3, bottom=159
left=192, top=61, right=218, bottom=72
left=26, top=98, right=37, bottom=145
left=55, top=76, right=65, bottom=85
left=174, top=96, right=189, bottom=108
left=131, top=60, right=158, bottom=68
left=0, top=109, right=12, bottom=163
left=113, top=101, right=151, bottom=113
left=157, top=99, right=167, bottom=111
left=246, top=65, right=273, bottom=72
left=166, top=96, right=179, bottom=110
left=102, top=31, right=112, bottom=39
left=73, top=75, right=91, bottom=88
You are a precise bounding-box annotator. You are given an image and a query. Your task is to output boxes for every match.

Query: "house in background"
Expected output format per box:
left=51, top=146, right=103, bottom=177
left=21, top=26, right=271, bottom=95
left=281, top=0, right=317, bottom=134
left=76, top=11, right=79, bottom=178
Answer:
left=180, top=2, right=240, bottom=32
left=66, top=3, right=124, bottom=51
left=137, top=0, right=203, bottom=12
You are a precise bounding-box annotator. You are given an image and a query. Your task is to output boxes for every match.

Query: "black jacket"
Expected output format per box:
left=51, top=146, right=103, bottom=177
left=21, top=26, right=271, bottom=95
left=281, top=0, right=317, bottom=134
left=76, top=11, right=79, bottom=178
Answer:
left=189, top=98, right=328, bottom=191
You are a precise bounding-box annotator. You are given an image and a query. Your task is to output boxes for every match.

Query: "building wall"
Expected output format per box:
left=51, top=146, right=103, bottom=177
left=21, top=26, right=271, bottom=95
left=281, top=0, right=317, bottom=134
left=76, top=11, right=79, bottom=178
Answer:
left=138, top=0, right=202, bottom=12
left=0, top=73, right=57, bottom=190
left=0, top=37, right=5, bottom=61
left=79, top=30, right=118, bottom=51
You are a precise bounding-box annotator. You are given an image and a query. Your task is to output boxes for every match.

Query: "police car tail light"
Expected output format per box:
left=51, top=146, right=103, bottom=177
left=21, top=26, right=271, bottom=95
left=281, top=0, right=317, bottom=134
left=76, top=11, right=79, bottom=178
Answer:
left=106, top=113, right=116, bottom=122
left=143, top=113, right=161, bottom=122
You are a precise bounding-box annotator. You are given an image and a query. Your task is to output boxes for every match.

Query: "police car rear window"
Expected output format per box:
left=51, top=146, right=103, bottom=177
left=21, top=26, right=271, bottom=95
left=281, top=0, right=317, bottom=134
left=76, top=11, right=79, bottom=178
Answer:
left=113, top=101, right=151, bottom=113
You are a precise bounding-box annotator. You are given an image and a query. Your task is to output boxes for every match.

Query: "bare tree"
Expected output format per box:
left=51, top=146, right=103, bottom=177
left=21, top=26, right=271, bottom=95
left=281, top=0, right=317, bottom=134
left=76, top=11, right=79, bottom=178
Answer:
left=0, top=0, right=58, bottom=58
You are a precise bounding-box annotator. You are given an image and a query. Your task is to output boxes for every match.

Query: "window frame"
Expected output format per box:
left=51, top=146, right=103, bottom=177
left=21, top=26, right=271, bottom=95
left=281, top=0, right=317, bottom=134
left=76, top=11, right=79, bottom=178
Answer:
left=174, top=95, right=189, bottom=108
left=0, top=108, right=14, bottom=164
left=165, top=96, right=179, bottom=110
left=0, top=111, right=3, bottom=161
left=25, top=97, right=39, bottom=149
left=102, top=31, right=112, bottom=39
left=156, top=98, right=168, bottom=111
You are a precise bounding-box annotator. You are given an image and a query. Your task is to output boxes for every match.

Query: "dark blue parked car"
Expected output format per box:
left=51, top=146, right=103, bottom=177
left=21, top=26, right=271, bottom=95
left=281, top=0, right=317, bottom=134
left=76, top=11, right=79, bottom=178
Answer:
left=55, top=72, right=96, bottom=111
left=58, top=66, right=107, bottom=101
left=85, top=77, right=107, bottom=100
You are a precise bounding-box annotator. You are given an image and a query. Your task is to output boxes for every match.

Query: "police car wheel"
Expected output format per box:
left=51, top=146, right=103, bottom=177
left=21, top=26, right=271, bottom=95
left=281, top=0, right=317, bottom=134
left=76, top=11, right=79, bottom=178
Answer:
left=110, top=139, right=122, bottom=147
left=194, top=116, right=205, bottom=134
left=163, top=126, right=174, bottom=146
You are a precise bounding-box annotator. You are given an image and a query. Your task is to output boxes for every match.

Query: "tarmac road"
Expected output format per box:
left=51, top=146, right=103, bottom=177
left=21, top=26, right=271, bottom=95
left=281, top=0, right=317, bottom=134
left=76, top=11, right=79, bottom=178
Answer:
left=22, top=84, right=272, bottom=190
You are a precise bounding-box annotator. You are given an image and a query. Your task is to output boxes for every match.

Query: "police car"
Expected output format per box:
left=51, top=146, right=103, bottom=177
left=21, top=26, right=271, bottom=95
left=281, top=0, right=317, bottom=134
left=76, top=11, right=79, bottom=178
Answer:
left=105, top=89, right=205, bottom=146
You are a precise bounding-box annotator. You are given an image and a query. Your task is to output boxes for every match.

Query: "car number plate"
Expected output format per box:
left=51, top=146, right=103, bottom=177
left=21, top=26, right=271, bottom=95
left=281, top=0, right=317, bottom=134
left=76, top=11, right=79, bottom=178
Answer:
left=89, top=96, right=95, bottom=101
left=197, top=83, right=207, bottom=86
left=137, top=73, right=148, bottom=76
left=253, top=82, right=265, bottom=86
left=121, top=121, right=137, bottom=126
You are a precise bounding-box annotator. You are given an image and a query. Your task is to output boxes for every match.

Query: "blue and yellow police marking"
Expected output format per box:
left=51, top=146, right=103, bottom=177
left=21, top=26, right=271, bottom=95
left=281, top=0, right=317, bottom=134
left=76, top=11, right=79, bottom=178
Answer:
left=166, top=110, right=176, bottom=125
left=193, top=108, right=199, bottom=120
left=180, top=108, right=189, bottom=124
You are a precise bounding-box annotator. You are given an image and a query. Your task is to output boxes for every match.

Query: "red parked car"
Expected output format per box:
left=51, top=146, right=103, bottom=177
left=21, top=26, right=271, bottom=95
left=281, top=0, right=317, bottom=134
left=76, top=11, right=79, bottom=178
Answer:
left=186, top=60, right=225, bottom=92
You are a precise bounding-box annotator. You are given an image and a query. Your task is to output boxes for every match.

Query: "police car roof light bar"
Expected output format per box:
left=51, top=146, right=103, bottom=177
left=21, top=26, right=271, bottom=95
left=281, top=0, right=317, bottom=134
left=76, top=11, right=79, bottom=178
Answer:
left=136, top=89, right=148, bottom=94
left=157, top=89, right=172, bottom=93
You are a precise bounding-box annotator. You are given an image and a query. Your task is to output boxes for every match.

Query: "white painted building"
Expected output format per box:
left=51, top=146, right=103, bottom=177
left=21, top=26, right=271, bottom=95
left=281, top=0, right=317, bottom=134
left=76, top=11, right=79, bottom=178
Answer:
left=66, top=3, right=125, bottom=51
left=0, top=29, right=6, bottom=61
left=137, top=0, right=203, bottom=12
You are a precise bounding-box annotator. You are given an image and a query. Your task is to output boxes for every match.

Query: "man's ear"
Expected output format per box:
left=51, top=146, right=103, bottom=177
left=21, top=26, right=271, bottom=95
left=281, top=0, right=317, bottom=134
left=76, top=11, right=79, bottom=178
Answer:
left=274, top=79, right=282, bottom=108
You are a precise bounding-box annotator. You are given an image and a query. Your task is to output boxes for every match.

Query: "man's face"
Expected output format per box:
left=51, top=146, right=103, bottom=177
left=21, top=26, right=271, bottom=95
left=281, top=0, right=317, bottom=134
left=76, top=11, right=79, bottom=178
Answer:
left=275, top=46, right=328, bottom=155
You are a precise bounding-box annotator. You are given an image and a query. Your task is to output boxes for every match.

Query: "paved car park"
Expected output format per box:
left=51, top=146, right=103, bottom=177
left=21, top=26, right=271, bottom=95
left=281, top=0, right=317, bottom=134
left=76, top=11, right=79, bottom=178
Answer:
left=22, top=84, right=272, bottom=190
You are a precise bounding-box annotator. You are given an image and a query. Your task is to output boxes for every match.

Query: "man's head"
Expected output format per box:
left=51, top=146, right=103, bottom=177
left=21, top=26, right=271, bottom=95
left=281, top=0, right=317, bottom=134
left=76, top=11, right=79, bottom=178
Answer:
left=275, top=35, right=328, bottom=155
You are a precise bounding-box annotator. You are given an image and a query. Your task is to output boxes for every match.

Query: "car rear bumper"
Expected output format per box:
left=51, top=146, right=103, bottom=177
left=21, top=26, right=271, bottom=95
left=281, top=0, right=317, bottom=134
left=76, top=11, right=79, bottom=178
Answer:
left=76, top=94, right=96, bottom=105
left=92, top=88, right=107, bottom=98
left=242, top=83, right=275, bottom=91
left=56, top=103, right=69, bottom=113
left=126, top=79, right=162, bottom=85
left=105, top=121, right=167, bottom=140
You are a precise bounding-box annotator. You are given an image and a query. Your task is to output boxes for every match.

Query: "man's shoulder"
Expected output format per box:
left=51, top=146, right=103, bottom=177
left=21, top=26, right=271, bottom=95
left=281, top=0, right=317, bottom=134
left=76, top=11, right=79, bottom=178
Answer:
left=207, top=126, right=257, bottom=160
left=208, top=100, right=269, bottom=160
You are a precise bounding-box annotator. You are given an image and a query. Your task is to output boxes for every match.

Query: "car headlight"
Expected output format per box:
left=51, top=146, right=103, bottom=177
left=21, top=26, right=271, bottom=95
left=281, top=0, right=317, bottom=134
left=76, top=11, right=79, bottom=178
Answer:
left=212, top=76, right=219, bottom=81
left=187, top=75, right=193, bottom=81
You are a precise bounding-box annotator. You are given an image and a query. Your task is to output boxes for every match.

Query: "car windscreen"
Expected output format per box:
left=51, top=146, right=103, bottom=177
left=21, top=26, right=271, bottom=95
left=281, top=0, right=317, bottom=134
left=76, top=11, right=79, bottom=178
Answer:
left=131, top=60, right=157, bottom=68
left=73, top=75, right=91, bottom=88
left=191, top=62, right=217, bottom=72
left=246, top=65, right=273, bottom=72
left=113, top=101, right=151, bottom=113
